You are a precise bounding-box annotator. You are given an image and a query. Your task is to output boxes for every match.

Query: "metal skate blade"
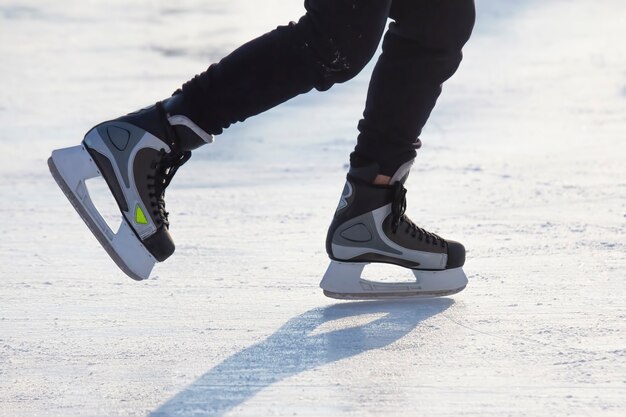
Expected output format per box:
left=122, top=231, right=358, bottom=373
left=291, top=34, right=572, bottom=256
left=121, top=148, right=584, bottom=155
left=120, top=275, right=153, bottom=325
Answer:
left=48, top=146, right=155, bottom=281
left=320, top=261, right=468, bottom=300
left=323, top=285, right=467, bottom=300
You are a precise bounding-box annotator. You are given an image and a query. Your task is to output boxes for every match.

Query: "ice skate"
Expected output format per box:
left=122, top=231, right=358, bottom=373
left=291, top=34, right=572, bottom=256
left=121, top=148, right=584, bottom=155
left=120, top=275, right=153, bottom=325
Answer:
left=321, top=160, right=467, bottom=299
left=48, top=94, right=212, bottom=280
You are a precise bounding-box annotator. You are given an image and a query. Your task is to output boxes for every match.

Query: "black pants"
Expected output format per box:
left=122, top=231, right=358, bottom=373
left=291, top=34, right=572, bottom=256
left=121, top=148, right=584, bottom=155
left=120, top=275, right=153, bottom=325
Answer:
left=180, top=0, right=476, bottom=176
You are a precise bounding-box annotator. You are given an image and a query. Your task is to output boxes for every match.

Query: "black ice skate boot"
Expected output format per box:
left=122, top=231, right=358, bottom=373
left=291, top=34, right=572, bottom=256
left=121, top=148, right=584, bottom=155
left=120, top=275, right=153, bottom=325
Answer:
left=320, top=160, right=468, bottom=299
left=48, top=93, right=213, bottom=280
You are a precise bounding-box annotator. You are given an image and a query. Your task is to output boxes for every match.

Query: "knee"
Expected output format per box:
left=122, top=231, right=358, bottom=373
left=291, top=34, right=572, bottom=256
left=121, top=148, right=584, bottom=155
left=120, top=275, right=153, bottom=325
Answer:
left=296, top=11, right=386, bottom=90
left=314, top=36, right=377, bottom=87
left=390, top=0, right=475, bottom=52
left=382, top=0, right=475, bottom=83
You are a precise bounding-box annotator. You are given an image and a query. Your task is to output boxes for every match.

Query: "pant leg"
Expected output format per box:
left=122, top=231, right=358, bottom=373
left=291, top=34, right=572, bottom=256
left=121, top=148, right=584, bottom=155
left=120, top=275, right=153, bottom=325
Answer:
left=179, top=0, right=391, bottom=136
left=352, top=0, right=476, bottom=176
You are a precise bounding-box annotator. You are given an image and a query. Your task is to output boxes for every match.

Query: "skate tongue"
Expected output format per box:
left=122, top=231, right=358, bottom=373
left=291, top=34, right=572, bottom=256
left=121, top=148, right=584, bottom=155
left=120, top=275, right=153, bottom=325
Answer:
left=389, top=159, right=414, bottom=184
left=347, top=162, right=380, bottom=183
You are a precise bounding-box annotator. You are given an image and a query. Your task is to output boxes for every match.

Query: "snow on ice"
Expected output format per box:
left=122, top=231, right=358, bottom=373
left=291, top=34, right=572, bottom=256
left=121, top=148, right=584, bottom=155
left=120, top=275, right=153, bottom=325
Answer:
left=0, top=0, right=624, bottom=416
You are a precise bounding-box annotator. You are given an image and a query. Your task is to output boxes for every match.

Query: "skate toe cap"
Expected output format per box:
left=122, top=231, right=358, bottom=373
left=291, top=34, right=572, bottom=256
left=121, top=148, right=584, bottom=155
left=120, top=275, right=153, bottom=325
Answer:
left=446, top=240, right=466, bottom=268
left=143, top=227, right=175, bottom=262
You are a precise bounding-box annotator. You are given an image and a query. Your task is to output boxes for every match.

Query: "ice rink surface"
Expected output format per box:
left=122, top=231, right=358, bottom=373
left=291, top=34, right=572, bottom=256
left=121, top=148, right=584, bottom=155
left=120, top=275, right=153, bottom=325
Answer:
left=0, top=0, right=625, bottom=416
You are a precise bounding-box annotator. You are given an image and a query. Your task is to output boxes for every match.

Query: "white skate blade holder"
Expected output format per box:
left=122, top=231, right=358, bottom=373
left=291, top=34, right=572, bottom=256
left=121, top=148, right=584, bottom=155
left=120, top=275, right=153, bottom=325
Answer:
left=48, top=145, right=155, bottom=280
left=320, top=261, right=468, bottom=300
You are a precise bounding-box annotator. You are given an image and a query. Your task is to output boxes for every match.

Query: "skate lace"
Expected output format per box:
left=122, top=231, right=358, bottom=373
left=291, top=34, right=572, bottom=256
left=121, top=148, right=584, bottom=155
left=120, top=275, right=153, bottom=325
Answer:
left=147, top=150, right=191, bottom=228
left=390, top=182, right=446, bottom=248
left=145, top=102, right=192, bottom=228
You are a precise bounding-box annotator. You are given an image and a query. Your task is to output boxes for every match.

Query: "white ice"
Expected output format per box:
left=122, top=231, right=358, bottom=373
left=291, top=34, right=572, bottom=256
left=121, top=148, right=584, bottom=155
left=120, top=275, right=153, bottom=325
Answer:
left=0, top=0, right=625, bottom=416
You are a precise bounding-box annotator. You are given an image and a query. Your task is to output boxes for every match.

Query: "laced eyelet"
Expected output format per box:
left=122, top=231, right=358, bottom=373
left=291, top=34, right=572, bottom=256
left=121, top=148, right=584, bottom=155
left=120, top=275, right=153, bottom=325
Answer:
left=142, top=102, right=194, bottom=229
left=146, top=150, right=192, bottom=228
left=391, top=181, right=445, bottom=247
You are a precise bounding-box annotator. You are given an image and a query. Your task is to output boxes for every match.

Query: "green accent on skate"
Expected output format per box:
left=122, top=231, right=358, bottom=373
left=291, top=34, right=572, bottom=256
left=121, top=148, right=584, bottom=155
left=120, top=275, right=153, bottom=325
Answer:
left=135, top=204, right=149, bottom=225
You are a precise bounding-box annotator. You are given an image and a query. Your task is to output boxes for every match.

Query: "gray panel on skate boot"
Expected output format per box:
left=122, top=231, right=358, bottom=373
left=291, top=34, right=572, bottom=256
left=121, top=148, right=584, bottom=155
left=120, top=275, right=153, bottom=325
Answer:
left=332, top=212, right=401, bottom=255
left=107, top=125, right=131, bottom=151
left=339, top=223, right=372, bottom=242
left=87, top=121, right=154, bottom=188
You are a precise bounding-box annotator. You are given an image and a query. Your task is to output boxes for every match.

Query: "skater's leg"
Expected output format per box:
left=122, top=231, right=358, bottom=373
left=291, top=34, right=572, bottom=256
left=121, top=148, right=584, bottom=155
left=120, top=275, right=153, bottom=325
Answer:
left=352, top=0, right=476, bottom=176
left=322, top=157, right=470, bottom=299
left=322, top=0, right=475, bottom=298
left=179, top=0, right=392, bottom=136
left=49, top=1, right=396, bottom=280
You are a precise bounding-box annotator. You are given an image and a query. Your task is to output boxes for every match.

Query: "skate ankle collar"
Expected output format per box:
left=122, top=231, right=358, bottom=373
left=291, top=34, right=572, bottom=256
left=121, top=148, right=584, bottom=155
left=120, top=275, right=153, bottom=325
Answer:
left=167, top=115, right=214, bottom=145
left=347, top=173, right=393, bottom=189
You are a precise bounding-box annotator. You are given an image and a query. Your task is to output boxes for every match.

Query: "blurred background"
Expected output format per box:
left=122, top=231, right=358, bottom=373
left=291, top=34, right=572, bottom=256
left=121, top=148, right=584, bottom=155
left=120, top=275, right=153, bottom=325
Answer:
left=0, top=1, right=624, bottom=416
